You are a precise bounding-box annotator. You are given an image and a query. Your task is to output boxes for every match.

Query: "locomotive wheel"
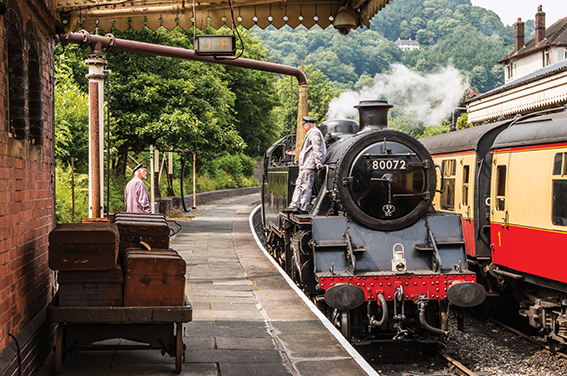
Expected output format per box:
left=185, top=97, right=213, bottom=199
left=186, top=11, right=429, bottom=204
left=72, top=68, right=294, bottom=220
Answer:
left=175, top=323, right=183, bottom=374
left=54, top=324, right=65, bottom=375
left=340, top=310, right=351, bottom=339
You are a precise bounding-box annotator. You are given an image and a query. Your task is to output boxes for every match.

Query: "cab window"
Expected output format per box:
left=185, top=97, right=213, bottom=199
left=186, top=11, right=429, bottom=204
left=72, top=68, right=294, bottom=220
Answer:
left=441, top=159, right=456, bottom=210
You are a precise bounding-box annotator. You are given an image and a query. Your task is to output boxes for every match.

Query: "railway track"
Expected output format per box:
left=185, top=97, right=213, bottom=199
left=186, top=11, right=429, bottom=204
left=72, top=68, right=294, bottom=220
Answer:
left=488, top=317, right=567, bottom=361
left=437, top=349, right=480, bottom=376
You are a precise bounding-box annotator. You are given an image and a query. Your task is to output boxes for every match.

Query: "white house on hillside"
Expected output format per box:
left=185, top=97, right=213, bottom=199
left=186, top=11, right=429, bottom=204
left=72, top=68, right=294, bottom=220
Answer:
left=395, top=37, right=420, bottom=51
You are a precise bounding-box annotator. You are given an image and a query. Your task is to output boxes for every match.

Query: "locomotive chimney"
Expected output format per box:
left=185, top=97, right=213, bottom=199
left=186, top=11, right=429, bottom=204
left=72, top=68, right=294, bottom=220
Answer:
left=535, top=5, right=546, bottom=45
left=354, top=100, right=393, bottom=132
left=514, top=18, right=524, bottom=52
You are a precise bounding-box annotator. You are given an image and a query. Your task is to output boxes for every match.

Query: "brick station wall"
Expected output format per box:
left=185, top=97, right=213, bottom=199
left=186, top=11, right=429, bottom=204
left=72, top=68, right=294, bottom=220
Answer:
left=0, top=0, right=58, bottom=374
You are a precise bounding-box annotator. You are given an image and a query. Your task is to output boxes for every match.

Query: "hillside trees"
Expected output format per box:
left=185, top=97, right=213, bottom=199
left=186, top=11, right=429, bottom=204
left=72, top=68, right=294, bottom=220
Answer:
left=254, top=0, right=529, bottom=94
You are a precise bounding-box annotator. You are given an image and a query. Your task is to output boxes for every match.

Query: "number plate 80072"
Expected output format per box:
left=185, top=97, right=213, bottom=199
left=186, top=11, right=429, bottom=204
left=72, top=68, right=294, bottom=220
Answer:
left=368, top=159, right=407, bottom=170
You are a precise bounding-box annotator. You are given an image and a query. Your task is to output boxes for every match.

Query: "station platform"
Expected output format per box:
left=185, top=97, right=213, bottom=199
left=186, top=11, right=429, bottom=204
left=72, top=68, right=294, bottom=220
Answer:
left=36, top=194, right=373, bottom=376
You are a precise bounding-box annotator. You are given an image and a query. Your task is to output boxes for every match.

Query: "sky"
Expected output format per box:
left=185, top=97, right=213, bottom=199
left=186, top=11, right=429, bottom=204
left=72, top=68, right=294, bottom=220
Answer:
left=470, top=0, right=565, bottom=27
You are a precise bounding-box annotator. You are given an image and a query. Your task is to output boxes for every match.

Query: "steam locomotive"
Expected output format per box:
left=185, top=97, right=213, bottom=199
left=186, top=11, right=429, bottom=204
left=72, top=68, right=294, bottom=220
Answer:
left=420, top=106, right=567, bottom=350
left=261, top=101, right=485, bottom=343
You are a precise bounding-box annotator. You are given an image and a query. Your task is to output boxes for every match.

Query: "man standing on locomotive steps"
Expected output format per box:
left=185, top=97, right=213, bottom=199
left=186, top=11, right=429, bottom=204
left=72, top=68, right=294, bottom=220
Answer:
left=284, top=116, right=327, bottom=214
left=124, top=163, right=151, bottom=213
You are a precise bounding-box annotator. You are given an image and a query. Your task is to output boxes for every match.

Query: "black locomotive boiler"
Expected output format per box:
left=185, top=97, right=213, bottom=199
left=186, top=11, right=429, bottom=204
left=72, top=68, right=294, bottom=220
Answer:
left=261, top=100, right=486, bottom=343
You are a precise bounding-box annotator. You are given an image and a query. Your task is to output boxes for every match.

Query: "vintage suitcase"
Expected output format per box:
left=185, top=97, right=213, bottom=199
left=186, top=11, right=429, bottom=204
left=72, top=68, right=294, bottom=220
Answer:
left=49, top=222, right=119, bottom=271
left=113, top=211, right=166, bottom=221
left=57, top=265, right=124, bottom=307
left=122, top=248, right=186, bottom=307
left=114, top=218, right=170, bottom=252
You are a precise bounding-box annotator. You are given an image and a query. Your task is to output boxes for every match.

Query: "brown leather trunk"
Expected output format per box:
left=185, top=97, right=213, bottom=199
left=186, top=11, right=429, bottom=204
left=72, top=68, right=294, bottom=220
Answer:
left=49, top=222, right=119, bottom=270
left=122, top=248, right=186, bottom=307
left=113, top=218, right=170, bottom=252
left=57, top=265, right=124, bottom=307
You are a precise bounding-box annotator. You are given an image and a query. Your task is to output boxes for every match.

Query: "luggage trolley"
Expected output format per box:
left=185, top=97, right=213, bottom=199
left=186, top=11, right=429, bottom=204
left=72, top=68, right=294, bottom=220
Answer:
left=47, top=294, right=192, bottom=374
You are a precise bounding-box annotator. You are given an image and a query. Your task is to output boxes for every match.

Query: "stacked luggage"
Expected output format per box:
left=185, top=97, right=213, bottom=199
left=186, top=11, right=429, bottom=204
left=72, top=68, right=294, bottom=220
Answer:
left=48, top=212, right=186, bottom=308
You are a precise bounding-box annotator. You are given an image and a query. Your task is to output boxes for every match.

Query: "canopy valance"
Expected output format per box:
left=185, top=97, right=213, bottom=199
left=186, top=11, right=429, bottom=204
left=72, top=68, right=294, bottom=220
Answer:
left=56, top=0, right=391, bottom=33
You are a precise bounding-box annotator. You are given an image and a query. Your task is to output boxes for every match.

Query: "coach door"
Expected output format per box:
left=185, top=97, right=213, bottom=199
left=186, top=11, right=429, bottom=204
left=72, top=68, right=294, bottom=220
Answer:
left=491, top=153, right=510, bottom=224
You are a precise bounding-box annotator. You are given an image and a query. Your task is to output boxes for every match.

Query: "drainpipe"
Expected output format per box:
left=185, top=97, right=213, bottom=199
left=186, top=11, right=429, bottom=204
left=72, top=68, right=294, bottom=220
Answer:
left=85, top=47, right=106, bottom=218
left=57, top=31, right=309, bottom=212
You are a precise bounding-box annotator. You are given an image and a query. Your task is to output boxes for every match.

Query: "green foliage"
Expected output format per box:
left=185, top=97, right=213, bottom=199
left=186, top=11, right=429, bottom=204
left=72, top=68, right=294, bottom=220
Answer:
left=104, top=27, right=235, bottom=175
left=55, top=165, right=130, bottom=223
left=54, top=57, right=90, bottom=173
left=456, top=113, right=469, bottom=130
left=421, top=124, right=448, bottom=137
left=389, top=115, right=425, bottom=138
left=142, top=110, right=245, bottom=157
left=202, top=153, right=257, bottom=189
left=54, top=44, right=89, bottom=92
left=55, top=164, right=89, bottom=223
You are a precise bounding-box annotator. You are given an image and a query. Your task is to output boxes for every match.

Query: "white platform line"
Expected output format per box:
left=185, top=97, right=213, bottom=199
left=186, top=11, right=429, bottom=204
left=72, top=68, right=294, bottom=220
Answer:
left=248, top=205, right=379, bottom=376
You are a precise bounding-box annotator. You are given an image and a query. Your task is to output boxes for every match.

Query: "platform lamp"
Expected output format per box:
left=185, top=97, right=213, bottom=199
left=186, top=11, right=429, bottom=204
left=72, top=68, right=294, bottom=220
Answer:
left=194, top=35, right=236, bottom=57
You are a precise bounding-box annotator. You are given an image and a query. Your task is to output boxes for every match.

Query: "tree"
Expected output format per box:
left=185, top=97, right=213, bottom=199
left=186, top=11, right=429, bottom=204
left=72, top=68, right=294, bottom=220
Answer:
left=223, top=29, right=282, bottom=156
left=469, top=65, right=489, bottom=93
left=105, top=27, right=240, bottom=175
left=307, top=49, right=357, bottom=83
left=456, top=113, right=469, bottom=130
left=54, top=50, right=89, bottom=173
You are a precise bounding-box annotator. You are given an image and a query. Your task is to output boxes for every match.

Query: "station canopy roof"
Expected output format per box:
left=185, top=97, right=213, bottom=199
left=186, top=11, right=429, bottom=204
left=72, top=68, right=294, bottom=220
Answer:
left=56, top=0, right=391, bottom=33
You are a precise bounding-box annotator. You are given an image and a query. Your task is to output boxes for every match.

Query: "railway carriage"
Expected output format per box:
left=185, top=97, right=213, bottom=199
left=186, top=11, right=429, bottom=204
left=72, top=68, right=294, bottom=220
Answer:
left=421, top=106, right=567, bottom=349
left=262, top=100, right=486, bottom=343
left=419, top=121, right=510, bottom=283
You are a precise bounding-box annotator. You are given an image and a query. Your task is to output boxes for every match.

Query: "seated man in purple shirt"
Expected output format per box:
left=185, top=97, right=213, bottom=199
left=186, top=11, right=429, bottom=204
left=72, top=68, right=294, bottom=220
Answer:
left=124, top=163, right=151, bottom=213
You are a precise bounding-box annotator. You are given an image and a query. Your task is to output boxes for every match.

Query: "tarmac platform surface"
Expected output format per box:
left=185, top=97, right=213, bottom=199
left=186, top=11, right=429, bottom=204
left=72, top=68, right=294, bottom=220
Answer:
left=36, top=194, right=370, bottom=376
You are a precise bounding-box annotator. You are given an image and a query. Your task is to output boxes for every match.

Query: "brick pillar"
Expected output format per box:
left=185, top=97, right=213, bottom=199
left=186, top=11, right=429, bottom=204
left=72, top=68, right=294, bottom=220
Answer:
left=535, top=5, right=546, bottom=45
left=85, top=53, right=107, bottom=218
left=514, top=18, right=524, bottom=52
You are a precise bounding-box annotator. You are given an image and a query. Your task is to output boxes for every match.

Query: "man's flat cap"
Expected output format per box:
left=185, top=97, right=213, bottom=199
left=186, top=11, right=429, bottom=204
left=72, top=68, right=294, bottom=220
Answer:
left=302, top=116, right=316, bottom=124
left=133, top=163, right=146, bottom=173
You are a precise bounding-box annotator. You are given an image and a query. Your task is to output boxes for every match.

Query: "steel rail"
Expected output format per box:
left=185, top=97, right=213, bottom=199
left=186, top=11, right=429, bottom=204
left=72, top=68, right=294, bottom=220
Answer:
left=437, top=349, right=479, bottom=376
left=488, top=317, right=567, bottom=361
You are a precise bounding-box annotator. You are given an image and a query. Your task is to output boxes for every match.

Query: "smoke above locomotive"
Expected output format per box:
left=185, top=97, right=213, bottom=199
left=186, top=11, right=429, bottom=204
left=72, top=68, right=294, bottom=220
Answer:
left=262, top=100, right=485, bottom=343
left=327, top=64, right=468, bottom=128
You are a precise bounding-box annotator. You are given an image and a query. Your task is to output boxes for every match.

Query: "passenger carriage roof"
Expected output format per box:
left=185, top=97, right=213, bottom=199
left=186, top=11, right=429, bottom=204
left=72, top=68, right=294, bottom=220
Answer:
left=492, top=108, right=567, bottom=150
left=419, top=121, right=509, bottom=155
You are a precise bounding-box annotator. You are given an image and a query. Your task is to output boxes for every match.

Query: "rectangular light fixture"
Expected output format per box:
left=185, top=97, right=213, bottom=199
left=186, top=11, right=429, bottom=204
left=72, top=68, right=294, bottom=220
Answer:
left=194, top=35, right=236, bottom=56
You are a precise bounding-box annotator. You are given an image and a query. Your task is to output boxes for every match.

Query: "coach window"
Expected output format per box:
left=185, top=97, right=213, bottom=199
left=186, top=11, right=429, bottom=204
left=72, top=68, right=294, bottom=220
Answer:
left=551, top=153, right=567, bottom=226
left=495, top=165, right=506, bottom=211
left=441, top=159, right=456, bottom=211
left=462, top=165, right=470, bottom=206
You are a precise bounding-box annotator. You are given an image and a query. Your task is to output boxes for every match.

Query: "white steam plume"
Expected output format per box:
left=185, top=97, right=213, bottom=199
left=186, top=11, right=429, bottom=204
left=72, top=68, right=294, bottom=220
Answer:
left=327, top=64, right=468, bottom=126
